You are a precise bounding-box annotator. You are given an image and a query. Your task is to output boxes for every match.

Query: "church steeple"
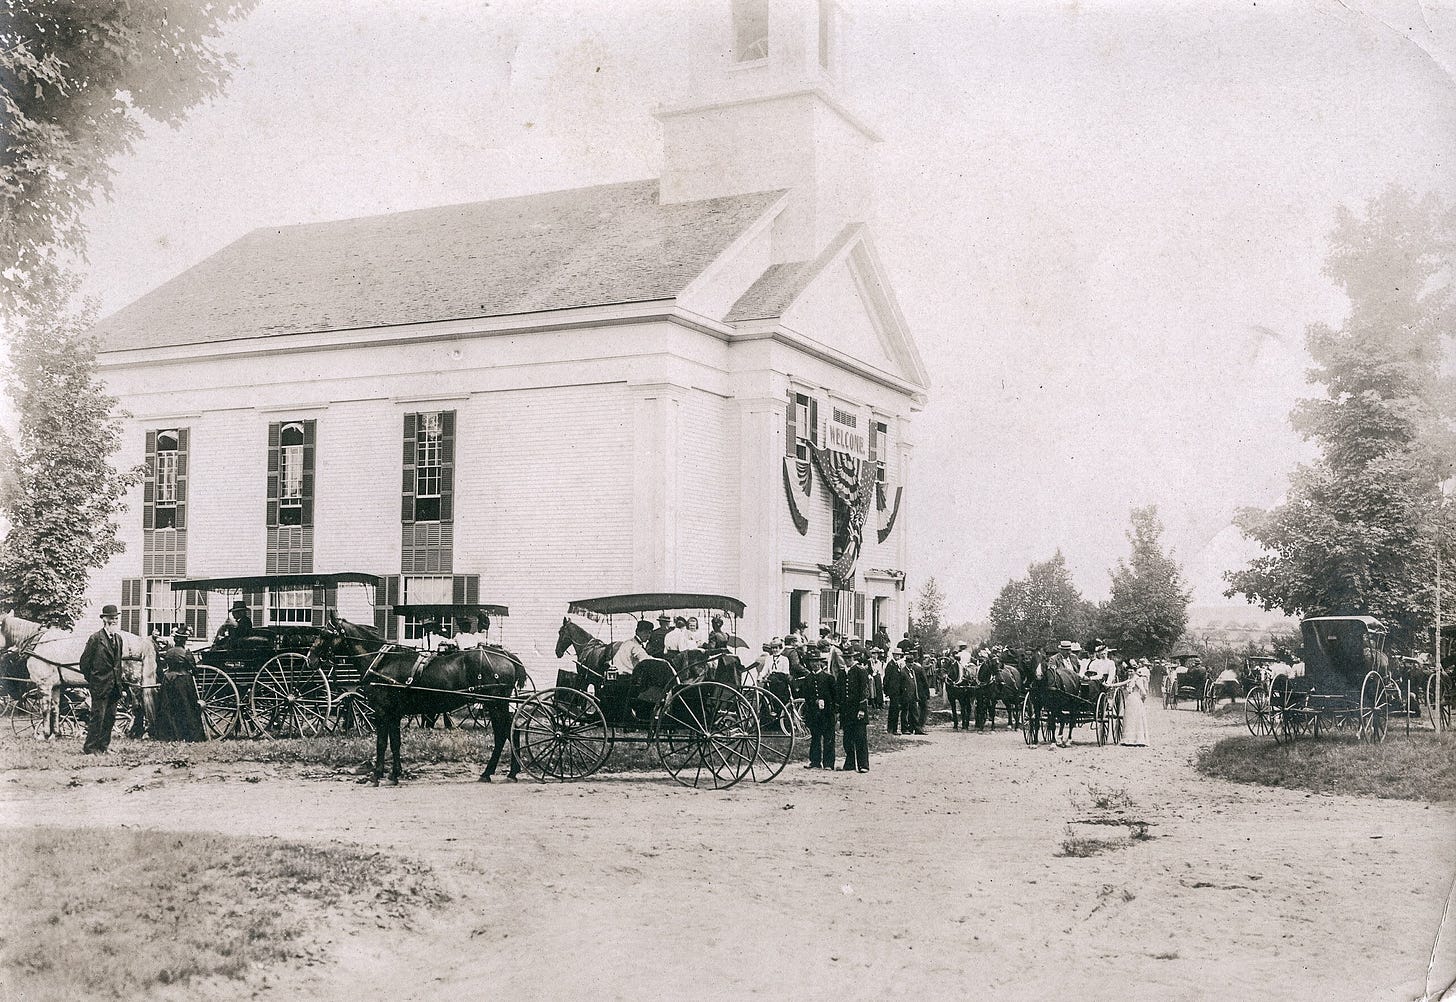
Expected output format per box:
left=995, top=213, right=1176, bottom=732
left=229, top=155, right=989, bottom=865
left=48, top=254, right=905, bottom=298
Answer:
left=655, top=0, right=880, bottom=263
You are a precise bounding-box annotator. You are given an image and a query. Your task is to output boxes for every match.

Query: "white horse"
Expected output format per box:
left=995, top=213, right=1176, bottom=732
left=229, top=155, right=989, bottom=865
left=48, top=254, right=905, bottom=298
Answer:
left=0, top=611, right=157, bottom=739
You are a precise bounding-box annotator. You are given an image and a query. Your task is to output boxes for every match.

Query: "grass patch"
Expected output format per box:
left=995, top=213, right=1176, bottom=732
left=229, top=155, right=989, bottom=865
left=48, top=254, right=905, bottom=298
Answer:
left=1196, top=731, right=1456, bottom=803
left=1059, top=834, right=1123, bottom=857
left=0, top=826, right=445, bottom=1001
left=0, top=712, right=920, bottom=777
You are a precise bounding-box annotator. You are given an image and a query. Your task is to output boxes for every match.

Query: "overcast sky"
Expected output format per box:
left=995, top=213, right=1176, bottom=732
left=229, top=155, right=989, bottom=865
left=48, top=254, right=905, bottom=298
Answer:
left=72, top=0, right=1456, bottom=622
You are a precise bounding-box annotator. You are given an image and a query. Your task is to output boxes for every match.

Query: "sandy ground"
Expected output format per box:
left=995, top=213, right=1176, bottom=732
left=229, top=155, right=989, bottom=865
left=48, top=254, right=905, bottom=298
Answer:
left=2, top=702, right=1453, bottom=1002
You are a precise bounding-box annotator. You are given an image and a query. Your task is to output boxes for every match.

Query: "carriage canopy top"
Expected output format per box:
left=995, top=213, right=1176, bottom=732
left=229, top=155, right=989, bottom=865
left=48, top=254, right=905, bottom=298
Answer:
left=171, top=572, right=382, bottom=592
left=567, top=593, right=746, bottom=619
left=391, top=604, right=508, bottom=619
left=1300, top=616, right=1387, bottom=693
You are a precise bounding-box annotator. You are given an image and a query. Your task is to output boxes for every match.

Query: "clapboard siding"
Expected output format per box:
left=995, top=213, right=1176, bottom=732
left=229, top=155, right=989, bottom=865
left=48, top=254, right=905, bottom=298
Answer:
left=676, top=390, right=739, bottom=593
left=313, top=401, right=399, bottom=576
left=456, top=384, right=633, bottom=679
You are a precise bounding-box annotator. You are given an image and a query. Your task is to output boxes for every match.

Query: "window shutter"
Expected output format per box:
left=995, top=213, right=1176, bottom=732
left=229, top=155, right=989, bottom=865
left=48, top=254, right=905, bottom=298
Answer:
left=868, top=423, right=878, bottom=465
left=311, top=586, right=328, bottom=627
left=808, top=397, right=819, bottom=445
left=452, top=575, right=466, bottom=604
left=854, top=592, right=866, bottom=639
left=466, top=574, right=479, bottom=605
left=301, top=420, right=316, bottom=527
left=121, top=578, right=143, bottom=636
left=174, top=428, right=189, bottom=530
left=266, top=423, right=280, bottom=527
left=785, top=392, right=796, bottom=458
left=142, top=431, right=156, bottom=531
left=386, top=575, right=401, bottom=640
left=243, top=589, right=264, bottom=626
left=401, top=413, right=416, bottom=524
left=440, top=410, right=455, bottom=523
left=819, top=588, right=836, bottom=629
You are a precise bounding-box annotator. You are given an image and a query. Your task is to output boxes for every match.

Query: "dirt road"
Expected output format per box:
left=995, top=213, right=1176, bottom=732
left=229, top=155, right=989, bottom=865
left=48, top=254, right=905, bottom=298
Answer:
left=2, top=704, right=1452, bottom=1001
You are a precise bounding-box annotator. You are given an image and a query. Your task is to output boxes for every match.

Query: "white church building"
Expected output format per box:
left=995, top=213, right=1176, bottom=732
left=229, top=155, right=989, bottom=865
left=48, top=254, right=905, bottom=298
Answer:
left=87, top=0, right=930, bottom=675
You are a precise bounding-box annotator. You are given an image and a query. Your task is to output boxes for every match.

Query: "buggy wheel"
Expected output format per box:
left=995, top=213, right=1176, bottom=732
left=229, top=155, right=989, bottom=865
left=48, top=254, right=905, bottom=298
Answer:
left=1427, top=673, right=1453, bottom=730
left=190, top=663, right=241, bottom=739
left=331, top=689, right=376, bottom=736
left=1359, top=671, right=1388, bottom=743
left=653, top=681, right=759, bottom=790
left=9, top=687, right=44, bottom=738
left=1021, top=691, right=1039, bottom=745
left=784, top=697, right=806, bottom=736
left=740, top=686, right=794, bottom=782
left=1202, top=680, right=1217, bottom=714
left=1269, top=676, right=1294, bottom=745
left=248, top=654, right=332, bottom=738
left=1244, top=684, right=1274, bottom=736
left=514, top=687, right=610, bottom=782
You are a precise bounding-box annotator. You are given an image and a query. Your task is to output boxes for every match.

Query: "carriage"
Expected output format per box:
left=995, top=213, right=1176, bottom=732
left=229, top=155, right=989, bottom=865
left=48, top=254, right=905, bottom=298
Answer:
left=536, top=593, right=792, bottom=788
left=1020, top=665, right=1125, bottom=747
left=1264, top=616, right=1417, bottom=744
left=168, top=572, right=382, bottom=738
left=384, top=602, right=529, bottom=731
left=1162, top=653, right=1209, bottom=711
left=1241, top=654, right=1300, bottom=735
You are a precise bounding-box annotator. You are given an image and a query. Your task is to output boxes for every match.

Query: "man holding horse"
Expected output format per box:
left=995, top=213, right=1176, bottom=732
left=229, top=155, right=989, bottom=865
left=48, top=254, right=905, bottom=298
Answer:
left=79, top=605, right=126, bottom=755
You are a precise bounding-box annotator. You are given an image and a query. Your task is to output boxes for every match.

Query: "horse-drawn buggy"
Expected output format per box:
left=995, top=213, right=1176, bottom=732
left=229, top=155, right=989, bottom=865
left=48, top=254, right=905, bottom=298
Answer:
left=1265, top=616, right=1417, bottom=743
left=1162, top=652, right=1209, bottom=711
left=548, top=593, right=792, bottom=787
left=1021, top=650, right=1124, bottom=747
left=166, top=572, right=385, bottom=739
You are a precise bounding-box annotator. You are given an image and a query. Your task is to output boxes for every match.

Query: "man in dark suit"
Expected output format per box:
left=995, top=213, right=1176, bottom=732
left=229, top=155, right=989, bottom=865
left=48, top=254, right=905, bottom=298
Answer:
left=647, top=613, right=671, bottom=658
left=802, top=647, right=837, bottom=769
left=884, top=651, right=908, bottom=734
left=909, top=655, right=930, bottom=734
left=840, top=652, right=871, bottom=773
left=80, top=604, right=125, bottom=755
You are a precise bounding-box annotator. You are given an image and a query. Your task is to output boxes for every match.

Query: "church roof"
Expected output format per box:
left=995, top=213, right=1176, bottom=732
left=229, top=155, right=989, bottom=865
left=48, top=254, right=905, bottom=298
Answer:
left=93, top=180, right=785, bottom=351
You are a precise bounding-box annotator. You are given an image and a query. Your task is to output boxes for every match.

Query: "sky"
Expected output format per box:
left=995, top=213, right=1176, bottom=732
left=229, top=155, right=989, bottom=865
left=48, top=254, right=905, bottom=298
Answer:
left=68, top=0, right=1456, bottom=623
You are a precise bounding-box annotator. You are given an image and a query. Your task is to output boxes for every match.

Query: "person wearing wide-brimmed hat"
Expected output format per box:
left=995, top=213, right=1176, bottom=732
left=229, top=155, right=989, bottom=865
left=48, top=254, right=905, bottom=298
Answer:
left=79, top=604, right=125, bottom=754
left=214, top=599, right=254, bottom=645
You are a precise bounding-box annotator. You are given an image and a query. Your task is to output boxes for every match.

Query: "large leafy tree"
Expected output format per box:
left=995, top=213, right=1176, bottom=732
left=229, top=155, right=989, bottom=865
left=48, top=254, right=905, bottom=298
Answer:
left=988, top=551, right=1095, bottom=653
left=1226, top=187, right=1456, bottom=648
left=909, top=576, right=948, bottom=652
left=0, top=283, right=142, bottom=626
left=1, top=0, right=256, bottom=313
left=1095, top=506, right=1191, bottom=658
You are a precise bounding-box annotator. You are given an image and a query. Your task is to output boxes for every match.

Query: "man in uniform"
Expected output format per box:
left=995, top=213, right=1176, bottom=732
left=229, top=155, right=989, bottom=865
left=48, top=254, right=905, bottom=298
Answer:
left=79, top=604, right=125, bottom=755
left=840, top=648, right=871, bottom=773
left=884, top=649, right=909, bottom=734
left=802, top=645, right=837, bottom=769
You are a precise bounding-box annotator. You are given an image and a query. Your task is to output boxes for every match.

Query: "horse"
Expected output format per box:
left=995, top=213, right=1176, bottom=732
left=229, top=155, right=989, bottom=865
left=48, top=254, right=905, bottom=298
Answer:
left=1030, top=651, right=1079, bottom=747
left=976, top=656, right=1023, bottom=731
left=309, top=618, right=525, bottom=786
left=555, top=617, right=621, bottom=692
left=0, top=610, right=157, bottom=739
left=945, top=657, right=975, bottom=730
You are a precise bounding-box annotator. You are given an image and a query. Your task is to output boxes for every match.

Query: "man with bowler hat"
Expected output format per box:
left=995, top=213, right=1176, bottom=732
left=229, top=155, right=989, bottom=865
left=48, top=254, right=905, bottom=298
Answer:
left=79, top=605, right=125, bottom=754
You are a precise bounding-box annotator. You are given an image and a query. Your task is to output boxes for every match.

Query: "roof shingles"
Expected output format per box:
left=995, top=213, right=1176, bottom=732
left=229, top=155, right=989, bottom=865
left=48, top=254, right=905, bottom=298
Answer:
left=95, top=180, right=784, bottom=351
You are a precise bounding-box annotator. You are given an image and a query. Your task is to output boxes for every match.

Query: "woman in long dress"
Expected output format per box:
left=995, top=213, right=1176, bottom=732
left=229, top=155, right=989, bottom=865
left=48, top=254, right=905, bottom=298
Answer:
left=1109, top=659, right=1151, bottom=747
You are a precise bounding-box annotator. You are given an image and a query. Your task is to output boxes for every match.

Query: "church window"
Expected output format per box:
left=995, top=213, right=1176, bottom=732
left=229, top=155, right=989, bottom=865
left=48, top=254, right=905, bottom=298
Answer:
left=279, top=423, right=305, bottom=526
left=732, top=0, right=769, bottom=62
left=154, top=430, right=179, bottom=529
left=267, top=419, right=315, bottom=530
left=402, top=410, right=455, bottom=526
left=786, top=391, right=818, bottom=461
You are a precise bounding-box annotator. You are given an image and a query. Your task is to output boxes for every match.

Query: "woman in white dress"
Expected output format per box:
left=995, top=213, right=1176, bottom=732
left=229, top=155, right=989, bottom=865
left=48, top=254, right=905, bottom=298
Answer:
left=1108, top=659, right=1151, bottom=747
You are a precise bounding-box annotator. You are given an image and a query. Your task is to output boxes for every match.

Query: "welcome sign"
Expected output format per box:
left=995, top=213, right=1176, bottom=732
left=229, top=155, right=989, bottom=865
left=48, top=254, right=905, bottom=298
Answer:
left=827, top=408, right=867, bottom=460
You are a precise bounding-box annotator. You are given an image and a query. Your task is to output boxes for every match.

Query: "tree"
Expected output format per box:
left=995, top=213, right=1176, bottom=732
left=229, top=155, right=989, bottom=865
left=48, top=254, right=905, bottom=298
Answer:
left=1095, top=506, right=1191, bottom=658
left=909, top=577, right=948, bottom=652
left=1226, top=187, right=1456, bottom=648
left=988, top=551, right=1095, bottom=653
left=0, top=283, right=141, bottom=627
left=1, top=0, right=256, bottom=313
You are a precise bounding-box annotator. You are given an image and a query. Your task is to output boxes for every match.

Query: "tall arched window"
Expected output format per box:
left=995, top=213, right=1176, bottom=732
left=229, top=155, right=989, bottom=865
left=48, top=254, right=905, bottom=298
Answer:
left=278, top=422, right=305, bottom=526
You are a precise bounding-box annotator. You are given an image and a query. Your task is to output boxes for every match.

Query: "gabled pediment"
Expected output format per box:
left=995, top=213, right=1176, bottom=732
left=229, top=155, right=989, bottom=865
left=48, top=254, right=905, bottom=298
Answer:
left=726, top=225, right=928, bottom=390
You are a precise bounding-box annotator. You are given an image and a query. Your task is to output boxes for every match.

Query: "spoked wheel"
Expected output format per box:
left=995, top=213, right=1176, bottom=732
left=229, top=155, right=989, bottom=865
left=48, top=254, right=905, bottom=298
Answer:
left=1244, top=684, right=1274, bottom=736
left=1202, top=680, right=1217, bottom=715
left=1021, top=691, right=1039, bottom=746
left=653, top=681, right=760, bottom=790
left=1427, top=673, right=1453, bottom=730
left=740, top=686, right=794, bottom=782
left=784, top=697, right=806, bottom=736
left=1270, top=676, right=1293, bottom=746
left=514, top=687, right=611, bottom=782
left=331, top=689, right=376, bottom=736
left=1359, top=670, right=1389, bottom=743
left=1094, top=690, right=1124, bottom=746
left=248, top=654, right=332, bottom=738
left=9, top=688, right=44, bottom=738
left=190, top=663, right=242, bottom=739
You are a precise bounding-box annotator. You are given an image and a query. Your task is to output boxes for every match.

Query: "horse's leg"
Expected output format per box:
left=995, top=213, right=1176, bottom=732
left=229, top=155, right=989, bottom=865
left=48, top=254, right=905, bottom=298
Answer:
left=48, top=683, right=63, bottom=740
left=373, top=716, right=387, bottom=786
left=480, top=708, right=502, bottom=782
left=389, top=718, right=402, bottom=784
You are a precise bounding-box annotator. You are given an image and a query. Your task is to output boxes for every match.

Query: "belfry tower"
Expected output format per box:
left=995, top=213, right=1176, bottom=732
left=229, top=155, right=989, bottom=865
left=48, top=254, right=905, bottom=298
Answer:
left=656, top=0, right=880, bottom=263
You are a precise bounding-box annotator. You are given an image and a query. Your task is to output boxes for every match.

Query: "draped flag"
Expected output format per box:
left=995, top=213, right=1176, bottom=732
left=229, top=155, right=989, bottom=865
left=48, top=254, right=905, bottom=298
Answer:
left=810, top=442, right=878, bottom=587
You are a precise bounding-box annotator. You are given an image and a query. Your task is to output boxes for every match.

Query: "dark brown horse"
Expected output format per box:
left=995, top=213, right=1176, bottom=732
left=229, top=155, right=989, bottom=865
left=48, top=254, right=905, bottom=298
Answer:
left=1031, top=652, right=1079, bottom=747
left=310, top=619, right=525, bottom=786
left=555, top=618, right=620, bottom=691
